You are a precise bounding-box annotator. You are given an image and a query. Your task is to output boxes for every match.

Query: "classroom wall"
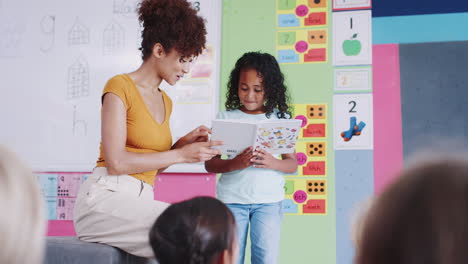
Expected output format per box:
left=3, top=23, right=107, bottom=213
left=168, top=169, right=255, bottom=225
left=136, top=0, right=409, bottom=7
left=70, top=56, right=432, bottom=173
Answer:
left=372, top=0, right=468, bottom=17
left=38, top=172, right=217, bottom=236
left=10, top=1, right=468, bottom=263
left=372, top=3, right=468, bottom=163
left=2, top=0, right=222, bottom=237
left=222, top=1, right=375, bottom=264
left=329, top=2, right=468, bottom=262
left=370, top=1, right=468, bottom=194
left=0, top=0, right=221, bottom=173
left=222, top=1, right=336, bottom=263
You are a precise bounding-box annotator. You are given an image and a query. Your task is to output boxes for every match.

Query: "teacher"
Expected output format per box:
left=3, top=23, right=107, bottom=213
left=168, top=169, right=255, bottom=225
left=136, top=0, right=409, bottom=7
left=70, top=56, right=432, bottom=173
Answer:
left=73, top=0, right=221, bottom=258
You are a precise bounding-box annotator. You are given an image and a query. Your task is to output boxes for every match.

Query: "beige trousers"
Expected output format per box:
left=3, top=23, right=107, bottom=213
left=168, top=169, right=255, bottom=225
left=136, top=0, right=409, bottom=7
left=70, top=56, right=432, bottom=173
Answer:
left=73, top=167, right=169, bottom=258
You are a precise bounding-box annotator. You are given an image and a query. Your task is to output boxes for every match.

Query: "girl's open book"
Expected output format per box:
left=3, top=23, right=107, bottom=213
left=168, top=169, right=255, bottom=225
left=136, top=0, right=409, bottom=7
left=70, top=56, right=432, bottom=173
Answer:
left=211, top=119, right=301, bottom=156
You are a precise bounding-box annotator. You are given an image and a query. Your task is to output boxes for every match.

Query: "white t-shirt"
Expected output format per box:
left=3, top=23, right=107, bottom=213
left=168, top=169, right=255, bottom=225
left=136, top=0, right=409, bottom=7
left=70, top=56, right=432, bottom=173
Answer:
left=216, top=109, right=285, bottom=204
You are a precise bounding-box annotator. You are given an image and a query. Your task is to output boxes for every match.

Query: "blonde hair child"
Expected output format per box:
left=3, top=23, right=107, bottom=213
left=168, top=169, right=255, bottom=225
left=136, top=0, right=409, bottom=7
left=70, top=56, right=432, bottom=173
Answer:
left=0, top=145, right=46, bottom=264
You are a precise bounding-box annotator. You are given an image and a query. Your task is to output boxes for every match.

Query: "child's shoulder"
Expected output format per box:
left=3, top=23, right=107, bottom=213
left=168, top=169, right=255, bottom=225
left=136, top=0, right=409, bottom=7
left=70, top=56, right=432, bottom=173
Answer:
left=216, top=109, right=242, bottom=119
left=268, top=108, right=290, bottom=119
left=270, top=108, right=292, bottom=119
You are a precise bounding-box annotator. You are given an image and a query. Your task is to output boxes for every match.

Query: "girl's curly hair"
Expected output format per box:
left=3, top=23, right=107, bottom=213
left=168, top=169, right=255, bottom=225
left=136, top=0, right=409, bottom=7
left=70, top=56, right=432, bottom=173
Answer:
left=225, top=51, right=292, bottom=119
left=138, top=0, right=207, bottom=60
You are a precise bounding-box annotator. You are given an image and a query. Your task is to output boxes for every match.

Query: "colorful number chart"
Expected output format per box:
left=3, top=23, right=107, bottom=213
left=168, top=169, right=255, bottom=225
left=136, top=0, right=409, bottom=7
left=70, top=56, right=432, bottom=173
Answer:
left=284, top=178, right=327, bottom=215
left=295, top=141, right=327, bottom=177
left=276, top=0, right=329, bottom=64
left=294, top=103, right=328, bottom=140
left=277, top=0, right=328, bottom=28
left=288, top=104, right=329, bottom=177
left=283, top=104, right=328, bottom=215
left=37, top=172, right=90, bottom=220
left=277, top=29, right=328, bottom=64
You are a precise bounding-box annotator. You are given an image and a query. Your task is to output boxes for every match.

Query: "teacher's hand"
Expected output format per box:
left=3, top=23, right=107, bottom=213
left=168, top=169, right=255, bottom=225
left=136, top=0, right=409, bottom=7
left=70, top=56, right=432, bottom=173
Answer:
left=179, top=140, right=223, bottom=163
left=183, top=125, right=212, bottom=145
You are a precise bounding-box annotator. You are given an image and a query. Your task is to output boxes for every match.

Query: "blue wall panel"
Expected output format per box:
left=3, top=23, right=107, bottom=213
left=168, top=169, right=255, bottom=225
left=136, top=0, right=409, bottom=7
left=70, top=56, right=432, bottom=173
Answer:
left=373, top=0, right=468, bottom=17
left=335, top=150, right=374, bottom=264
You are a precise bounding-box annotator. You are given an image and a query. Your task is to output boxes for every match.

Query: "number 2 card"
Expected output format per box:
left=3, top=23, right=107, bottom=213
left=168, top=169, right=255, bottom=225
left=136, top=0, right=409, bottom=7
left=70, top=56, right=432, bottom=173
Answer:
left=333, top=93, right=373, bottom=149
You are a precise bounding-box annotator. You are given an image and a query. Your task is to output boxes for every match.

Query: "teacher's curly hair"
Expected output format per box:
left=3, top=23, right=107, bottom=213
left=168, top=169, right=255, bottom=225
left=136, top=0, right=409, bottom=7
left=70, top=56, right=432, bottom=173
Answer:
left=138, top=0, right=207, bottom=60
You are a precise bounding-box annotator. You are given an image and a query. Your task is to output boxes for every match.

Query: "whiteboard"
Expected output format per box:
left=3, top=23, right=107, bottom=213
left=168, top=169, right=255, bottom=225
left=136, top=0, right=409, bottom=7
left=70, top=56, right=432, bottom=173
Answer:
left=0, top=0, right=221, bottom=172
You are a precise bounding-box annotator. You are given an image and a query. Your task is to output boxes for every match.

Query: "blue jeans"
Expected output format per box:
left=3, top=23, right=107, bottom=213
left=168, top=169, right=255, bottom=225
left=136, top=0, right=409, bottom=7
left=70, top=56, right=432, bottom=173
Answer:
left=227, top=201, right=283, bottom=264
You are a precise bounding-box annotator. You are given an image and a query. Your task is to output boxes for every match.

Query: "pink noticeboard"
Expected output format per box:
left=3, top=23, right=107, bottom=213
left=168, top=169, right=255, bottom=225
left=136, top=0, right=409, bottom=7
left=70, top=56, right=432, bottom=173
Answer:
left=47, top=173, right=216, bottom=236
left=373, top=44, right=403, bottom=193
left=47, top=221, right=76, bottom=236
left=153, top=173, right=216, bottom=203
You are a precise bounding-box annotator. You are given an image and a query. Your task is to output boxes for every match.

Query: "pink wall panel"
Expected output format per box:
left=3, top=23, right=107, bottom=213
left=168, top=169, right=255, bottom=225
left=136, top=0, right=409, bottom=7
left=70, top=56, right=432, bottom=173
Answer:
left=154, top=173, right=216, bottom=203
left=47, top=221, right=76, bottom=236
left=47, top=173, right=216, bottom=236
left=373, top=44, right=403, bottom=193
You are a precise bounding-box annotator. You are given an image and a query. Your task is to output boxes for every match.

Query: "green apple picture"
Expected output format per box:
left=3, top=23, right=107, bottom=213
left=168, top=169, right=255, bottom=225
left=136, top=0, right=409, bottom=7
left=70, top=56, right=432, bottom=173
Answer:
left=342, top=33, right=362, bottom=56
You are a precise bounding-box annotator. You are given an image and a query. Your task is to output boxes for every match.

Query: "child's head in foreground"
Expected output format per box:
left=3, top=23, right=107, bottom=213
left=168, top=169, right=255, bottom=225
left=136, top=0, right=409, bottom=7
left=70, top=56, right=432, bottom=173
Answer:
left=355, top=156, right=468, bottom=264
left=0, top=145, right=45, bottom=264
left=149, top=196, right=238, bottom=264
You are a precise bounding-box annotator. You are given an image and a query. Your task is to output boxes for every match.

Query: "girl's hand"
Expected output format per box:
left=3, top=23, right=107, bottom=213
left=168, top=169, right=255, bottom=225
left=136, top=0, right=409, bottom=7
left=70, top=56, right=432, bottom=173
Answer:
left=252, top=148, right=278, bottom=170
left=183, top=125, right=212, bottom=145
left=179, top=140, right=223, bottom=163
left=231, top=147, right=255, bottom=170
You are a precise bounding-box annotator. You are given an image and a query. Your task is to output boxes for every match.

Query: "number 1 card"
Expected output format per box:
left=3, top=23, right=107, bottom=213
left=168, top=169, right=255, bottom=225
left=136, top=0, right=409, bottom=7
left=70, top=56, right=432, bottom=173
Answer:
left=332, top=10, right=372, bottom=66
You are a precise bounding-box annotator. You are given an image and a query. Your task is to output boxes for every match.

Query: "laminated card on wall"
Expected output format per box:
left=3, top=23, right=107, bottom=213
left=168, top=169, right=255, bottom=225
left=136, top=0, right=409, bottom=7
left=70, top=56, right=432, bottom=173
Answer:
left=211, top=119, right=302, bottom=156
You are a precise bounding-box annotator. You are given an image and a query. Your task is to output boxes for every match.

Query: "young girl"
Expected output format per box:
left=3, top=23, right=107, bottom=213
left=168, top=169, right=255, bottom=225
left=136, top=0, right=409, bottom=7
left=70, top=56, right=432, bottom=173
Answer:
left=150, top=196, right=238, bottom=264
left=205, top=52, right=297, bottom=264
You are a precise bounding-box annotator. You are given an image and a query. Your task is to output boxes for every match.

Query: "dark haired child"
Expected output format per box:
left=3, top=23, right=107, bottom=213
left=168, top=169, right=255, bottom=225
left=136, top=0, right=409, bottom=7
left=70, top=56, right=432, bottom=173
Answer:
left=205, top=51, right=298, bottom=264
left=150, top=196, right=238, bottom=264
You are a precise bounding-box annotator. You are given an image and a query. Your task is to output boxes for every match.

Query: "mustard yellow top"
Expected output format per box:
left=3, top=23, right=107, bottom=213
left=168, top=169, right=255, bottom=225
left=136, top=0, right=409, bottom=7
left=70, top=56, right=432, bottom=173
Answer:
left=96, top=74, right=173, bottom=186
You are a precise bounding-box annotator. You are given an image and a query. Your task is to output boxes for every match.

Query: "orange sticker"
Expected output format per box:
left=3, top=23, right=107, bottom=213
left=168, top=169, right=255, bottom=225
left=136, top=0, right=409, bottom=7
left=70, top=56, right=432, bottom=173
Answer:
left=308, top=30, right=327, bottom=44
left=308, top=0, right=327, bottom=8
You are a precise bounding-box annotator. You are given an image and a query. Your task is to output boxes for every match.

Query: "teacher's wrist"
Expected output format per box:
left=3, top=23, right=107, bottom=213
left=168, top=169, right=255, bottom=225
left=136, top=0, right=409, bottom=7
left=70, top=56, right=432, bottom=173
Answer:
left=171, top=148, right=188, bottom=164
